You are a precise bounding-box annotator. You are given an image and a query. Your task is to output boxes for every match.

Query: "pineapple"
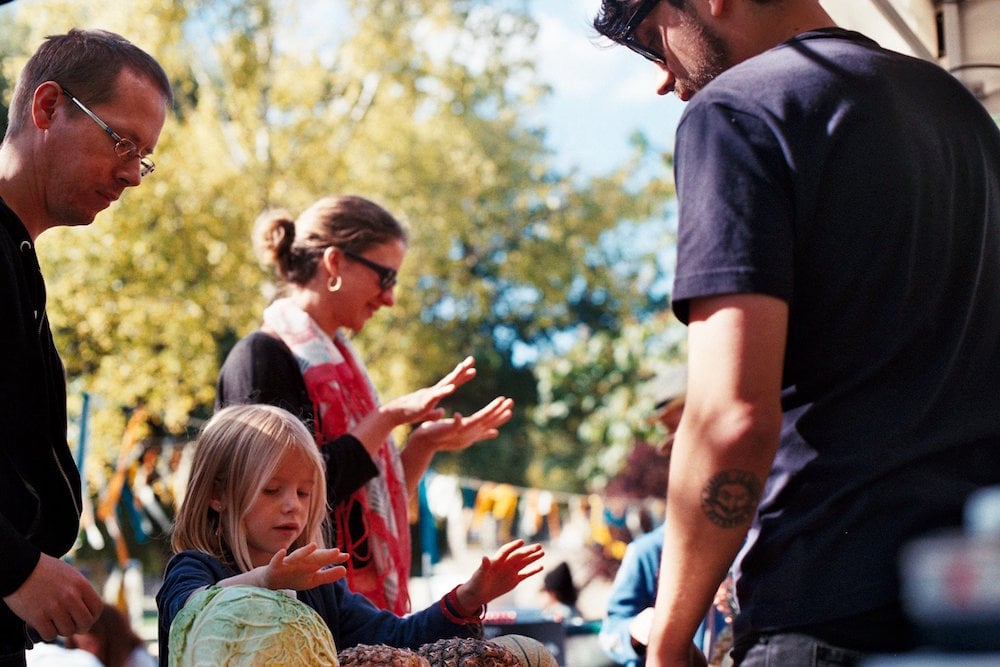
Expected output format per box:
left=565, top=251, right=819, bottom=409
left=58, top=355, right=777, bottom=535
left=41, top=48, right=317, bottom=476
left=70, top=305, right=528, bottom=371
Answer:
left=417, top=637, right=521, bottom=667
left=338, top=644, right=430, bottom=666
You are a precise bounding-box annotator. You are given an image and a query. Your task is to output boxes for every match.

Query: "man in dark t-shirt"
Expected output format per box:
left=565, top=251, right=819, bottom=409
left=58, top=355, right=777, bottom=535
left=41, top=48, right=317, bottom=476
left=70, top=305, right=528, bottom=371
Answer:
left=593, top=1, right=1000, bottom=665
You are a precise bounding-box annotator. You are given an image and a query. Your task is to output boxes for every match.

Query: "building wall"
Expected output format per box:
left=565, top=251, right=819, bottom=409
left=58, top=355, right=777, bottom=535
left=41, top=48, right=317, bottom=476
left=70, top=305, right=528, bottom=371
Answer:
left=822, top=0, right=1000, bottom=114
left=949, top=0, right=1000, bottom=112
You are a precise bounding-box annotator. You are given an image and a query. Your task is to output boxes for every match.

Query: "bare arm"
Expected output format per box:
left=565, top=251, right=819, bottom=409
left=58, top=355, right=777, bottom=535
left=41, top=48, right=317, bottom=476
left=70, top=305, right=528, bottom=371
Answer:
left=647, top=294, right=787, bottom=667
left=345, top=355, right=513, bottom=499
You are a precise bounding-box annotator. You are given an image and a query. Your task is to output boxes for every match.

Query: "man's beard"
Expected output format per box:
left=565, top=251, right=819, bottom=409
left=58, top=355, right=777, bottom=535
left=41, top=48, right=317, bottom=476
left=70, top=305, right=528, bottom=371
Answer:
left=675, top=9, right=729, bottom=99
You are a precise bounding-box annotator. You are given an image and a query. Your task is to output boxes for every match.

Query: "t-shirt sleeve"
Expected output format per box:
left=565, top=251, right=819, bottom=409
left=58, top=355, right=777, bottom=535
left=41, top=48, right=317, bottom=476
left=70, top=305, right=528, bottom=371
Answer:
left=671, top=99, right=796, bottom=323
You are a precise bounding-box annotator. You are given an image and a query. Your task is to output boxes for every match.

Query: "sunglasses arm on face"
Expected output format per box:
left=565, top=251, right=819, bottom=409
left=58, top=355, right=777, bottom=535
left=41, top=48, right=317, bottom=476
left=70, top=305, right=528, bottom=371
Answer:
left=341, top=249, right=398, bottom=292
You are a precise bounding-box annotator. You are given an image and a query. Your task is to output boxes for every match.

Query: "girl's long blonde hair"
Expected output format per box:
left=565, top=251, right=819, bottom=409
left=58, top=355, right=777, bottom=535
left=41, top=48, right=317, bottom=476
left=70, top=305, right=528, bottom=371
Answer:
left=172, top=404, right=328, bottom=573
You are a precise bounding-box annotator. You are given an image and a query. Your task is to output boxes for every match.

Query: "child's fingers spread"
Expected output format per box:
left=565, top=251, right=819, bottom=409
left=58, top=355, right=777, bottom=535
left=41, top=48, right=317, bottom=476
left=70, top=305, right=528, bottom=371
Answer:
left=495, top=539, right=526, bottom=557
left=295, top=543, right=319, bottom=558
left=507, top=543, right=543, bottom=562
left=517, top=543, right=544, bottom=556
left=317, top=548, right=350, bottom=566
left=283, top=544, right=316, bottom=564
left=317, top=565, right=347, bottom=584
left=297, top=549, right=345, bottom=571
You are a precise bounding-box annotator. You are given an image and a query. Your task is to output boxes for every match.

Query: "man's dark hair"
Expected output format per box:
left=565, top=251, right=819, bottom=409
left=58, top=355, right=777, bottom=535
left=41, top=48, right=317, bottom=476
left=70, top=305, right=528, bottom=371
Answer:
left=593, top=0, right=686, bottom=43
left=5, top=28, right=172, bottom=138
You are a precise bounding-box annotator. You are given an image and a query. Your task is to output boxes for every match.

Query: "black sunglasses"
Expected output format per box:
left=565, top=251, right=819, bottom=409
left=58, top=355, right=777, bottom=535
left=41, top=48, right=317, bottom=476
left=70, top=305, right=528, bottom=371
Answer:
left=342, top=249, right=398, bottom=291
left=613, top=0, right=667, bottom=66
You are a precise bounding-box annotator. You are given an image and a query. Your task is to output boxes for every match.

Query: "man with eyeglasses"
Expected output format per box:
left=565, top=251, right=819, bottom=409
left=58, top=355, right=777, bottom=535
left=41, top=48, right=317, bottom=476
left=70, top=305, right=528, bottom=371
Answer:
left=0, top=28, right=172, bottom=666
left=592, top=1, right=1000, bottom=666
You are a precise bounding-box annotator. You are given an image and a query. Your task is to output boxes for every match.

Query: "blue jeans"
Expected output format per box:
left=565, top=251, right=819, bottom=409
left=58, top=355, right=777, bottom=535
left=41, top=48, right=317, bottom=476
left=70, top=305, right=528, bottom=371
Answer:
left=736, top=633, right=865, bottom=667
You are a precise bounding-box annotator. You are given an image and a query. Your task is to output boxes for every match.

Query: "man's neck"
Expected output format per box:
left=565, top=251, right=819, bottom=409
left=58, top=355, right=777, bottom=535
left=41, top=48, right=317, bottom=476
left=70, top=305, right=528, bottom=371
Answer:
left=725, top=1, right=837, bottom=66
left=0, top=143, right=46, bottom=241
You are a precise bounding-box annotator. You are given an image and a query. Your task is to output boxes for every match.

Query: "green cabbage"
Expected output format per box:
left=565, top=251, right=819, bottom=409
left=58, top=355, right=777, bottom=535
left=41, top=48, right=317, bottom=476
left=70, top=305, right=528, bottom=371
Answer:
left=169, top=585, right=339, bottom=666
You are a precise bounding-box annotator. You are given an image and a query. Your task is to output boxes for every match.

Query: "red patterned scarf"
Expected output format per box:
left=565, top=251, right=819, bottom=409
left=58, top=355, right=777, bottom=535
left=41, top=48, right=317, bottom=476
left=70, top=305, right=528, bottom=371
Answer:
left=264, top=298, right=411, bottom=613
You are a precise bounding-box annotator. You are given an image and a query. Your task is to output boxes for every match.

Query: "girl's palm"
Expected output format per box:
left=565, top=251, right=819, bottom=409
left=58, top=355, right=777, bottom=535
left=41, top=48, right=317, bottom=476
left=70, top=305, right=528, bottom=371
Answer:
left=265, top=544, right=348, bottom=591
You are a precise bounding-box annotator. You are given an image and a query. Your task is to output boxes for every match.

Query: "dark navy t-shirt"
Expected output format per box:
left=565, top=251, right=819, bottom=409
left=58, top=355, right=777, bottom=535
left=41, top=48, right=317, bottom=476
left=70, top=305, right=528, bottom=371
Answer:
left=671, top=28, right=1000, bottom=646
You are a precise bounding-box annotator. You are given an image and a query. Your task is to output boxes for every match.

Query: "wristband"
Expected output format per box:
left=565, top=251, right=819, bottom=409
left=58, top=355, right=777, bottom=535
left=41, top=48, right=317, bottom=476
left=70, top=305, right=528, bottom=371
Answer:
left=440, top=585, right=486, bottom=625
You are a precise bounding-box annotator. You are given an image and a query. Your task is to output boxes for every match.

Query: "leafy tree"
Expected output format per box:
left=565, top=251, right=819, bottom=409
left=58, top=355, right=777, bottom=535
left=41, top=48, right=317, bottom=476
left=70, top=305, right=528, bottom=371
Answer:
left=3, top=0, right=676, bottom=491
left=0, top=11, right=30, bottom=138
left=527, top=311, right=686, bottom=493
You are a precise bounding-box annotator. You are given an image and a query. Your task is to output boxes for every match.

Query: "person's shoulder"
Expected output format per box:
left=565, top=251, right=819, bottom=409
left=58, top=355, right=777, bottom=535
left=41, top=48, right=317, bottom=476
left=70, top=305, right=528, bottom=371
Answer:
left=236, top=329, right=289, bottom=354
left=222, top=330, right=292, bottom=367
left=164, top=550, right=230, bottom=578
left=634, top=524, right=665, bottom=544
left=700, top=28, right=875, bottom=97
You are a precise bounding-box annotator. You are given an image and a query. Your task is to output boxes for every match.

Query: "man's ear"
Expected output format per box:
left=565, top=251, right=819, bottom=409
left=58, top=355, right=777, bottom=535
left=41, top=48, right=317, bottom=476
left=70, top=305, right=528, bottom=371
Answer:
left=32, top=81, right=63, bottom=129
left=210, top=499, right=224, bottom=512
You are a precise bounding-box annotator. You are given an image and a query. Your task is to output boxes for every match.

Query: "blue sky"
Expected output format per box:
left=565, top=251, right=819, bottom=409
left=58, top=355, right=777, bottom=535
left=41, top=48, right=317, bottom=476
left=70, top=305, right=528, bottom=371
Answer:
left=528, top=0, right=687, bottom=176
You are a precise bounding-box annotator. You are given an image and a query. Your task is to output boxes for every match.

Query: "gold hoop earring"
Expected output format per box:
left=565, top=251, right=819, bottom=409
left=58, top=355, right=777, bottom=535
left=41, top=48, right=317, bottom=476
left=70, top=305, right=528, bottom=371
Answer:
left=327, top=275, right=342, bottom=292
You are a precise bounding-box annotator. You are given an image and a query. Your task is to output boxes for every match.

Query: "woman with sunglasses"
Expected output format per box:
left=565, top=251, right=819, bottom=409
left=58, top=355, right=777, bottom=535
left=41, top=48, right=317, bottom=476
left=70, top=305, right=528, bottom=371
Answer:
left=216, top=194, right=514, bottom=615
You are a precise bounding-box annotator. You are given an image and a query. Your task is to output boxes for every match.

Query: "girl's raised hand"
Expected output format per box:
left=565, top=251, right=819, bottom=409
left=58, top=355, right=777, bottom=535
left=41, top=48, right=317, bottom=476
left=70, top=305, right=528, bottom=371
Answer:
left=455, top=539, right=544, bottom=611
left=261, top=543, right=348, bottom=591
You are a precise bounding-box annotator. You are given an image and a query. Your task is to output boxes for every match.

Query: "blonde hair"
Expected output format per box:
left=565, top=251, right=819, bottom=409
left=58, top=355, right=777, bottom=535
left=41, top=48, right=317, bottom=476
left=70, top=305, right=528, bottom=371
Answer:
left=172, top=404, right=328, bottom=573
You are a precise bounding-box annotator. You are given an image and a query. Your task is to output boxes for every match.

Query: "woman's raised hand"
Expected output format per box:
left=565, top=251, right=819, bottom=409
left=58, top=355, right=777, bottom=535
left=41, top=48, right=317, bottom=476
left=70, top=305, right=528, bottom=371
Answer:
left=433, top=356, right=477, bottom=391
left=378, top=357, right=479, bottom=427
left=409, top=395, right=514, bottom=454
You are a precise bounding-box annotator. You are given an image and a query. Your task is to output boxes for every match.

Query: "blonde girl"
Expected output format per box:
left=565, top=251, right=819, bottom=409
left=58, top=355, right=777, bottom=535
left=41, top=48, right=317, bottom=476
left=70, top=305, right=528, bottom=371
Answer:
left=156, top=404, right=544, bottom=664
left=169, top=403, right=330, bottom=574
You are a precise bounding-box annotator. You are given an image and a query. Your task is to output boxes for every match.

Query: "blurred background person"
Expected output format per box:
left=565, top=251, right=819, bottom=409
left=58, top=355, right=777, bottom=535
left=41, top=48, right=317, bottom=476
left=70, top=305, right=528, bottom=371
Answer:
left=599, top=390, right=733, bottom=666
left=540, top=561, right=581, bottom=622
left=66, top=603, right=155, bottom=667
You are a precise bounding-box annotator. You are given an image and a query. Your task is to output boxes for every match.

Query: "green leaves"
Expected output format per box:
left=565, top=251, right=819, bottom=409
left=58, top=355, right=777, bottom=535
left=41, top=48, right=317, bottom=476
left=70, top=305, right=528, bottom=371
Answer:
left=6, top=0, right=677, bottom=491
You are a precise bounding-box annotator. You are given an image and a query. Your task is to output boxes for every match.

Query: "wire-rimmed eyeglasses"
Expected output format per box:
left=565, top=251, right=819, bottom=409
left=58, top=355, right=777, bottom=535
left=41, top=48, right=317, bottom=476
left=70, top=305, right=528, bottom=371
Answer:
left=342, top=249, right=398, bottom=292
left=60, top=85, right=155, bottom=178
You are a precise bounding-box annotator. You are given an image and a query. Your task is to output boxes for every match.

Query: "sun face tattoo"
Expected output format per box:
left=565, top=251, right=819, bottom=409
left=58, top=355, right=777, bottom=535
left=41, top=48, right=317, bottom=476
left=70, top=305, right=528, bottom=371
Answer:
left=700, top=469, right=761, bottom=528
